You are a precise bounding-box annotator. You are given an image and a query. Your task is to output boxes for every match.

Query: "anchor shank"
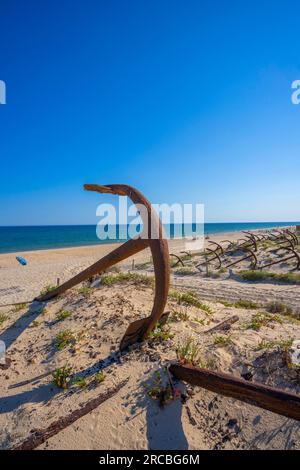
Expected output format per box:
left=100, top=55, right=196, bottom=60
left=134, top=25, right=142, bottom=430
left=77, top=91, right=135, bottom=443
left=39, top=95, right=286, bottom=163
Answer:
left=37, top=238, right=148, bottom=301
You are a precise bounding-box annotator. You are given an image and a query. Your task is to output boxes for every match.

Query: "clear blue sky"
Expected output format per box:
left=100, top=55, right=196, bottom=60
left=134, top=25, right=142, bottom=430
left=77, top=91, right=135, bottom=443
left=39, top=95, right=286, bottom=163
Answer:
left=0, top=0, right=299, bottom=225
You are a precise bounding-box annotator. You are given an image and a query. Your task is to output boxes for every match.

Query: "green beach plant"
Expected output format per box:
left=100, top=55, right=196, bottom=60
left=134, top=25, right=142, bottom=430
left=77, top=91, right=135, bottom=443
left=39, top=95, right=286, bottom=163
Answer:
left=55, top=329, right=77, bottom=350
left=40, top=285, right=57, bottom=296
left=52, top=365, right=73, bottom=389
left=176, top=336, right=201, bottom=365
left=169, top=290, right=213, bottom=314
left=55, top=310, right=72, bottom=322
left=0, top=312, right=8, bottom=325
left=100, top=272, right=154, bottom=287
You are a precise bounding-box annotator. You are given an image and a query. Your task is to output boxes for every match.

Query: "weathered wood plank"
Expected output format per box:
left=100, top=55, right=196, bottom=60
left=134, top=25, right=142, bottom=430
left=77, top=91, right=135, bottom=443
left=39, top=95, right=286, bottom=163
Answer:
left=12, top=378, right=129, bottom=450
left=169, top=363, right=300, bottom=421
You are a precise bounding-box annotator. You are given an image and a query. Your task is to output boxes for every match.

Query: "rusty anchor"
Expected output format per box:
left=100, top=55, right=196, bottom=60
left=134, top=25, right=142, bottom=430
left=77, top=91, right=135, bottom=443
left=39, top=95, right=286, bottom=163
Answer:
left=196, top=248, right=222, bottom=270
left=170, top=253, right=185, bottom=267
left=224, top=248, right=257, bottom=270
left=36, top=184, right=170, bottom=350
left=260, top=246, right=300, bottom=271
left=286, top=229, right=298, bottom=245
left=207, top=240, right=224, bottom=255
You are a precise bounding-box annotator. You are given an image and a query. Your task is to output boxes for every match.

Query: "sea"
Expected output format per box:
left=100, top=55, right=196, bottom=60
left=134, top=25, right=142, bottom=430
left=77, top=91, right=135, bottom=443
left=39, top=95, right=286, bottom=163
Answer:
left=0, top=222, right=299, bottom=254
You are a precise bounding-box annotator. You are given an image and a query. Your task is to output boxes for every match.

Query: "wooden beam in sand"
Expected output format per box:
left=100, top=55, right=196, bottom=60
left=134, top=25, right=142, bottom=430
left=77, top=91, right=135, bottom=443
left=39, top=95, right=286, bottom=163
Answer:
left=12, top=379, right=129, bottom=450
left=169, top=363, right=300, bottom=421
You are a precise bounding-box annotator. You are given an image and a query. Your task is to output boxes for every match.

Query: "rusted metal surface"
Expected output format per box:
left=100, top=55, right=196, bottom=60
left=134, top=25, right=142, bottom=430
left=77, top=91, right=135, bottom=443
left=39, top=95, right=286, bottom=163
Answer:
left=180, top=250, right=191, bottom=257
left=225, top=248, right=257, bottom=269
left=208, top=240, right=224, bottom=255
left=286, top=229, right=298, bottom=245
left=196, top=248, right=222, bottom=270
left=276, top=237, right=295, bottom=250
left=12, top=378, right=129, bottom=450
left=260, top=246, right=300, bottom=271
left=170, top=253, right=184, bottom=267
left=37, top=184, right=170, bottom=350
left=220, top=239, right=235, bottom=248
left=241, top=233, right=257, bottom=251
left=169, top=363, right=300, bottom=421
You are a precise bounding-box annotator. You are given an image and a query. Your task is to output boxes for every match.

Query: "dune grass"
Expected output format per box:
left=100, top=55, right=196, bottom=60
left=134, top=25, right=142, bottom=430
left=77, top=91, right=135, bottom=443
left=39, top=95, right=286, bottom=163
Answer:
left=244, top=312, right=283, bottom=331
left=55, top=329, right=77, bottom=350
left=169, top=289, right=213, bottom=314
left=0, top=312, right=8, bottom=325
left=101, top=272, right=154, bottom=287
left=240, top=270, right=300, bottom=284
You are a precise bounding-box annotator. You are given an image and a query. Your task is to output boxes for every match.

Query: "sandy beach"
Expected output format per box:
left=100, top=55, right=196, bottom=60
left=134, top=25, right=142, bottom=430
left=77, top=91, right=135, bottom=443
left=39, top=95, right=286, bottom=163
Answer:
left=1, top=227, right=300, bottom=450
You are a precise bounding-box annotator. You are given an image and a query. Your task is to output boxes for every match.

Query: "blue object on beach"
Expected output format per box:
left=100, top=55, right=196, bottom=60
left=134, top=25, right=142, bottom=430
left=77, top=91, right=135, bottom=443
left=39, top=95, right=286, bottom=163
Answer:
left=16, top=256, right=28, bottom=266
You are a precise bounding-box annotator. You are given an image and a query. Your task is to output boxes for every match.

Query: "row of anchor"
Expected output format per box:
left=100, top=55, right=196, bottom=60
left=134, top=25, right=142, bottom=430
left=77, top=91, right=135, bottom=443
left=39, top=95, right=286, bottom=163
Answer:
left=170, top=228, right=300, bottom=272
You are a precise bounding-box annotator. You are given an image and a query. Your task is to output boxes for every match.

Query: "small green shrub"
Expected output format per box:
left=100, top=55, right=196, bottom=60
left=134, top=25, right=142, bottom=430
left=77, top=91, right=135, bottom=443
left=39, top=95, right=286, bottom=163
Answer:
left=94, top=370, right=106, bottom=384
left=213, top=335, right=232, bottom=346
left=56, top=310, right=72, bottom=322
left=244, top=312, right=282, bottom=331
left=77, top=286, right=92, bottom=296
left=40, top=285, right=57, bottom=296
left=73, top=376, right=87, bottom=388
left=148, top=324, right=174, bottom=342
left=0, top=313, right=8, bottom=325
left=176, top=336, right=201, bottom=365
left=145, top=370, right=173, bottom=407
left=218, top=267, right=227, bottom=274
left=170, top=308, right=190, bottom=322
left=55, top=329, right=77, bottom=350
left=169, top=290, right=213, bottom=314
left=52, top=365, right=73, bottom=389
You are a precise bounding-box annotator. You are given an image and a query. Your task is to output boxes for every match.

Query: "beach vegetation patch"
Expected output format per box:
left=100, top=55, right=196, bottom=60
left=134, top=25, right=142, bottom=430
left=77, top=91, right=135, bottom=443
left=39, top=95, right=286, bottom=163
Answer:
left=266, top=301, right=292, bottom=315
left=218, top=267, right=228, bottom=274
left=240, top=270, right=300, bottom=284
left=169, top=290, right=213, bottom=314
left=52, top=365, right=73, bottom=389
left=174, top=267, right=195, bottom=276
left=55, top=329, right=77, bottom=350
left=234, top=299, right=259, bottom=310
left=94, top=370, right=106, bottom=384
left=12, top=303, right=27, bottom=313
left=257, top=338, right=294, bottom=351
left=213, top=335, right=233, bottom=347
left=244, top=312, right=282, bottom=331
left=40, top=285, right=57, bottom=296
left=56, top=310, right=72, bottom=322
left=72, top=376, right=87, bottom=389
left=77, top=286, right=92, bottom=296
left=145, top=370, right=174, bottom=407
left=170, top=308, right=190, bottom=322
left=148, top=323, right=174, bottom=342
left=0, top=313, right=8, bottom=325
left=101, top=272, right=154, bottom=287
left=176, top=336, right=201, bottom=365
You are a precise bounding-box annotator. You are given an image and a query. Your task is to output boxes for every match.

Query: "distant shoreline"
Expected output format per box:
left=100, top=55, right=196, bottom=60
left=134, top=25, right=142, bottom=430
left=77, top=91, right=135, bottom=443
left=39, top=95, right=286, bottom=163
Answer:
left=0, top=222, right=298, bottom=255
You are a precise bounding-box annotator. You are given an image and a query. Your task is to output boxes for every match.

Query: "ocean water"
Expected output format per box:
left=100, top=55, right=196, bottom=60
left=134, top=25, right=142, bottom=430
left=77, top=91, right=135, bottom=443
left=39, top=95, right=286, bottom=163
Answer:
left=0, top=222, right=298, bottom=254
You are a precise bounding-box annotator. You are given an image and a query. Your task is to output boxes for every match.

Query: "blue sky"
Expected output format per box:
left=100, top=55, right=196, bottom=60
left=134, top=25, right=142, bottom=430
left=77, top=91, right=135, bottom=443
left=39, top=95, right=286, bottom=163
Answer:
left=0, top=0, right=300, bottom=225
